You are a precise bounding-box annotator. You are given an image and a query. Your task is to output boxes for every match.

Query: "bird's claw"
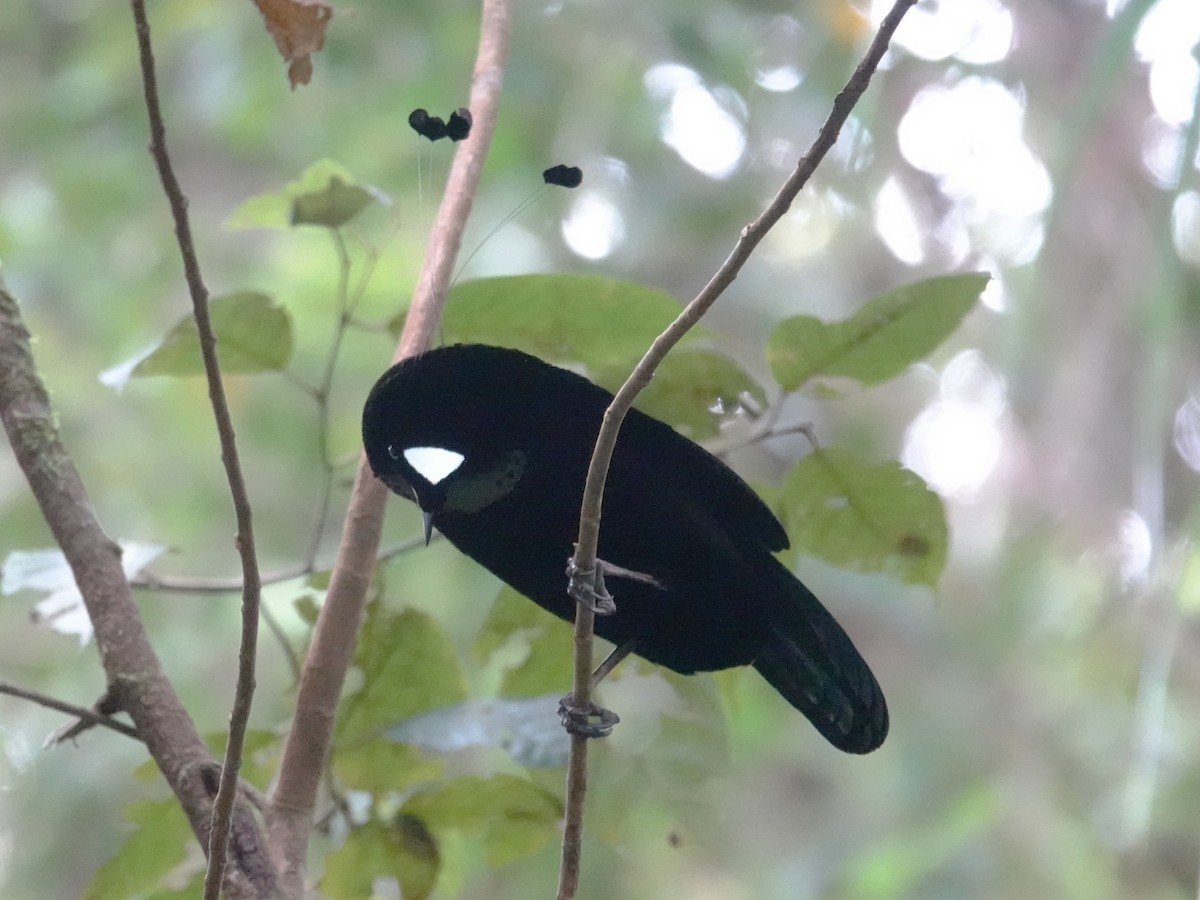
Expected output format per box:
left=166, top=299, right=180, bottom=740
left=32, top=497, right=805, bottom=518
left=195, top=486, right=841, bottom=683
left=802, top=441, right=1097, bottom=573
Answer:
left=566, top=557, right=662, bottom=615
left=566, top=558, right=616, bottom=614
left=558, top=694, right=620, bottom=738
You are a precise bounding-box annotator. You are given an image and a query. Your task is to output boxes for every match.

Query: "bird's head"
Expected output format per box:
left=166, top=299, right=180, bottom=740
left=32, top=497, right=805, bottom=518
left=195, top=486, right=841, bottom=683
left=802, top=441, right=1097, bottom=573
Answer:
left=362, top=345, right=537, bottom=537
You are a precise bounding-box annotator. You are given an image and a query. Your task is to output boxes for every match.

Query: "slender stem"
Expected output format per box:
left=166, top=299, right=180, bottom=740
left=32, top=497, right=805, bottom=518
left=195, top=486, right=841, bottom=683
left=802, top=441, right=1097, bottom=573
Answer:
left=127, top=2, right=266, bottom=895
left=555, top=2, right=918, bottom=896
left=131, top=536, right=430, bottom=594
left=0, top=681, right=141, bottom=741
left=266, top=2, right=513, bottom=892
left=302, top=228, right=354, bottom=569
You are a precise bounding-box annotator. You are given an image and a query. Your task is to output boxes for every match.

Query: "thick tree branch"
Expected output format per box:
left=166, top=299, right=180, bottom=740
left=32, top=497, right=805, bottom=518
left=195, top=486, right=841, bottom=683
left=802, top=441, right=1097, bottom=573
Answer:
left=556, top=2, right=919, bottom=896
left=127, top=2, right=269, bottom=896
left=266, top=0, right=512, bottom=893
left=0, top=284, right=271, bottom=900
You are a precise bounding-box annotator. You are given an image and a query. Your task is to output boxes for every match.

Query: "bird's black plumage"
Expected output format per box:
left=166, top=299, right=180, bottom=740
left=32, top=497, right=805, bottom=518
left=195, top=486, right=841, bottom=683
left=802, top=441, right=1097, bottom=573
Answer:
left=362, top=343, right=888, bottom=753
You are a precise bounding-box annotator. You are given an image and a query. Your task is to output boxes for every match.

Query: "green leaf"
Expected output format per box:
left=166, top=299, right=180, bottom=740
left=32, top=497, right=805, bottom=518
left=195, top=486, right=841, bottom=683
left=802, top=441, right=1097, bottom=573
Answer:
left=588, top=670, right=730, bottom=845
left=499, top=624, right=574, bottom=697
left=290, top=175, right=377, bottom=228
left=320, top=817, right=439, bottom=900
left=473, top=587, right=546, bottom=663
left=402, top=774, right=562, bottom=866
left=101, top=292, right=293, bottom=386
left=143, top=871, right=205, bottom=900
left=473, top=587, right=573, bottom=696
left=779, top=448, right=947, bottom=586
left=433, top=274, right=694, bottom=371
left=293, top=592, right=321, bottom=626
left=334, top=739, right=443, bottom=794
left=385, top=695, right=569, bottom=768
left=595, top=348, right=768, bottom=438
left=338, top=605, right=468, bottom=741
left=226, top=159, right=387, bottom=230
left=418, top=275, right=763, bottom=437
left=767, top=272, right=989, bottom=390
left=85, top=799, right=192, bottom=900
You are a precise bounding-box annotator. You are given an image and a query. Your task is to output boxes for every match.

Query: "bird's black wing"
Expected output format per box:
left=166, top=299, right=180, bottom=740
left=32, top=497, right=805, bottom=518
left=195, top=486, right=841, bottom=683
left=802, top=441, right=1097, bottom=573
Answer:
left=503, top=348, right=787, bottom=555
left=608, top=402, right=789, bottom=553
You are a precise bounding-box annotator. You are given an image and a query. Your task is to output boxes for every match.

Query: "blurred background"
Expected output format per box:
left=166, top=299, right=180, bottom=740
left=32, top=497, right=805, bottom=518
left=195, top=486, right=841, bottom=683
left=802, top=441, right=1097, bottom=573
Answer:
left=2, top=0, right=1200, bottom=896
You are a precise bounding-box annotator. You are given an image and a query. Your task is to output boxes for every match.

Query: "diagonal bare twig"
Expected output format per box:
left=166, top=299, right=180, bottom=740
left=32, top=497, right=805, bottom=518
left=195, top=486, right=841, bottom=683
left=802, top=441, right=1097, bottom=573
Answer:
left=0, top=680, right=141, bottom=742
left=555, top=2, right=919, bottom=896
left=127, top=2, right=267, bottom=895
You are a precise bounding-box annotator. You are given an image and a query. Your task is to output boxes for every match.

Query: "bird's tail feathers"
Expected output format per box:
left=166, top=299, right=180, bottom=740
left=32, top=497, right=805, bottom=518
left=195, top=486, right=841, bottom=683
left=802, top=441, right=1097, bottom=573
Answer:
left=752, top=568, right=888, bottom=754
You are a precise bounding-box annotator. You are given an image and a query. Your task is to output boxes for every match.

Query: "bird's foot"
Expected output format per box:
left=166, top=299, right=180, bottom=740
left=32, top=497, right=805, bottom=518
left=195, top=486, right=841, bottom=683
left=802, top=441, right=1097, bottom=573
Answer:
left=566, top=558, right=616, bottom=614
left=558, top=694, right=620, bottom=738
left=566, top=557, right=662, bottom=615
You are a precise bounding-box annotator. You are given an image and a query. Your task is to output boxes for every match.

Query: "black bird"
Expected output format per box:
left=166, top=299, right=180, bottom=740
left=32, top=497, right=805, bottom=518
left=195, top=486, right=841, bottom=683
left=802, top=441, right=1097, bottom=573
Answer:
left=362, top=344, right=888, bottom=753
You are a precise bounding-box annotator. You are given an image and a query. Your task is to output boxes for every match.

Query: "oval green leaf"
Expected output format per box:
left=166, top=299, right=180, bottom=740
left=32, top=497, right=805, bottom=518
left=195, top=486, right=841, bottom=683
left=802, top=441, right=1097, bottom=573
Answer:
left=290, top=175, right=377, bottom=228
left=115, top=292, right=293, bottom=382
left=767, top=272, right=990, bottom=391
left=402, top=774, right=561, bottom=866
left=436, top=273, right=694, bottom=371
left=320, top=818, right=439, bottom=900
left=337, top=606, right=468, bottom=741
left=780, top=448, right=947, bottom=586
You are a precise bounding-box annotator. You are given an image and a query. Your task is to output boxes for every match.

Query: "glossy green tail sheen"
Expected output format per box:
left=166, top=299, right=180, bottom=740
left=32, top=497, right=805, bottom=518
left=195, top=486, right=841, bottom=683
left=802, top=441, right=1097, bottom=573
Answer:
left=751, top=564, right=888, bottom=753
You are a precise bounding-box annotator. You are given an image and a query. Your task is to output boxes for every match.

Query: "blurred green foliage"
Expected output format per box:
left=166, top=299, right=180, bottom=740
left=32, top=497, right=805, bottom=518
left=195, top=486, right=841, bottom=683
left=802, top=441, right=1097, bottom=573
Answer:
left=2, top=0, right=1199, bottom=898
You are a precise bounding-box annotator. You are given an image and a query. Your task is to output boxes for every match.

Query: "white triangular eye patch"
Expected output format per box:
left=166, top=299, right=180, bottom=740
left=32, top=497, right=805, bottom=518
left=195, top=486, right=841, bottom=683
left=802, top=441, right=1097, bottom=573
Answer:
left=403, top=446, right=466, bottom=485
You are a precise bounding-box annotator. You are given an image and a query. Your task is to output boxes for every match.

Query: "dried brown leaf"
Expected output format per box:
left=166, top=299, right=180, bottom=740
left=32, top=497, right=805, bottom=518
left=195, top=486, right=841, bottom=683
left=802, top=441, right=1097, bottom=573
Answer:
left=252, top=0, right=333, bottom=89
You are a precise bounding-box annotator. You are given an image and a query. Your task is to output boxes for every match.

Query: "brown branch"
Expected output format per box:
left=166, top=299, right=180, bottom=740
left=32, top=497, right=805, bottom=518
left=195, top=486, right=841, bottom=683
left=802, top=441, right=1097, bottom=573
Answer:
left=131, top=536, right=429, bottom=594
left=555, top=2, right=919, bottom=896
left=127, top=2, right=268, bottom=895
left=265, top=0, right=512, bottom=893
left=0, top=680, right=141, bottom=742
left=0, top=283, right=271, bottom=900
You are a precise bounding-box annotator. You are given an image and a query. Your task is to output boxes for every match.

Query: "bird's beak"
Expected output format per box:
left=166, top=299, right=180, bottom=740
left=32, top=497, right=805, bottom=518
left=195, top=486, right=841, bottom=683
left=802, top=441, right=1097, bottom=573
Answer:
left=422, top=511, right=434, bottom=546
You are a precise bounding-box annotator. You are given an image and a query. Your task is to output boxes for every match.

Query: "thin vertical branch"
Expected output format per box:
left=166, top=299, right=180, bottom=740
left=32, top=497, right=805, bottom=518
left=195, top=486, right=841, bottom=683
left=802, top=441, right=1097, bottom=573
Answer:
left=267, top=0, right=512, bottom=893
left=555, top=2, right=918, bottom=895
left=301, top=227, right=354, bottom=570
left=127, top=2, right=267, bottom=895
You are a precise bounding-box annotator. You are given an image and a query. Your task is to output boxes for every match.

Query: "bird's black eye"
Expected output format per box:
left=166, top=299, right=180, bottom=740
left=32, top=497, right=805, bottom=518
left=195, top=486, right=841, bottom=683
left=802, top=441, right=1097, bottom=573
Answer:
left=387, top=444, right=400, bottom=460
